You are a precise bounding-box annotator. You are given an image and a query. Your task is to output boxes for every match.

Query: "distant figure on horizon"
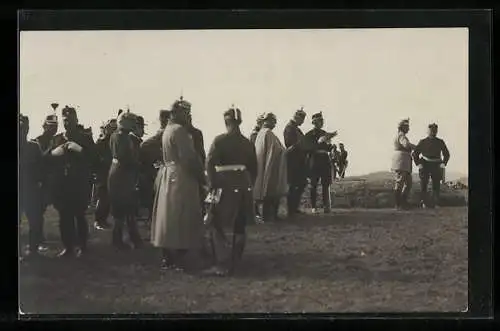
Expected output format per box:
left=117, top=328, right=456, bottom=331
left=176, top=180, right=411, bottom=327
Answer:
left=391, top=118, right=416, bottom=210
left=330, top=144, right=339, bottom=181
left=337, top=143, right=348, bottom=179
left=412, top=123, right=450, bottom=208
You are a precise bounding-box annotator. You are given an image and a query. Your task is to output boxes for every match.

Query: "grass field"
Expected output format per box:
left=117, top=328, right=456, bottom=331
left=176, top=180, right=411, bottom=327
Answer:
left=19, top=205, right=468, bottom=314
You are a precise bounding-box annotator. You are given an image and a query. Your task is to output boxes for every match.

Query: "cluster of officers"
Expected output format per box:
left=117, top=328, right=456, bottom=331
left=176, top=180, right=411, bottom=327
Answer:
left=19, top=98, right=450, bottom=277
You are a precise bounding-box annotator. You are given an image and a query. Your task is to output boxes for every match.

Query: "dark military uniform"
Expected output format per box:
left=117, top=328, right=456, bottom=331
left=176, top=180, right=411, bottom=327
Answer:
left=304, top=119, right=334, bottom=212
left=249, top=127, right=260, bottom=144
left=330, top=146, right=339, bottom=180
left=34, top=115, right=59, bottom=213
left=412, top=126, right=450, bottom=207
left=50, top=116, right=95, bottom=255
left=93, top=132, right=113, bottom=227
left=337, top=148, right=348, bottom=178
left=186, top=125, right=206, bottom=166
left=186, top=124, right=207, bottom=215
left=204, top=107, right=258, bottom=276
left=140, top=128, right=164, bottom=196
left=283, top=118, right=307, bottom=215
left=108, top=127, right=142, bottom=248
left=19, top=115, right=45, bottom=255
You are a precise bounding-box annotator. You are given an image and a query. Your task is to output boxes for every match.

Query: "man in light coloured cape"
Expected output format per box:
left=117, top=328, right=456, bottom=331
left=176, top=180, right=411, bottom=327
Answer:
left=253, top=112, right=288, bottom=222
left=150, top=97, right=206, bottom=271
left=391, top=118, right=416, bottom=210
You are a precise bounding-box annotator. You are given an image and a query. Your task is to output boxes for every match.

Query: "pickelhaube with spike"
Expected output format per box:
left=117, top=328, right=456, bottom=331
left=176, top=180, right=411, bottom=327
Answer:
left=295, top=106, right=306, bottom=118
left=311, top=112, right=323, bottom=121
left=61, top=105, right=77, bottom=117
left=398, top=118, right=410, bottom=127
left=224, top=104, right=242, bottom=123
left=262, top=112, right=277, bottom=121
left=44, top=114, right=58, bottom=125
left=171, top=95, right=191, bottom=112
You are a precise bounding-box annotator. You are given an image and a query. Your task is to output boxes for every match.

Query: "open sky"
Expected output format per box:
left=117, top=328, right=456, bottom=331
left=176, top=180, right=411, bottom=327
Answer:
left=19, top=28, right=468, bottom=176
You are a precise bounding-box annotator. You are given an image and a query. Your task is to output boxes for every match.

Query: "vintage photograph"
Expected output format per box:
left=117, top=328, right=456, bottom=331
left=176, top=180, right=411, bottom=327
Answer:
left=19, top=28, right=468, bottom=313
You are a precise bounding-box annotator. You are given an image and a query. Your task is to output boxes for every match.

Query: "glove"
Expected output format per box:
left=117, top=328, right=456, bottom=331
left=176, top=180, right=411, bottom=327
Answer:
left=440, top=163, right=446, bottom=169
left=51, top=145, right=66, bottom=156
left=418, top=164, right=424, bottom=170
left=66, top=141, right=83, bottom=153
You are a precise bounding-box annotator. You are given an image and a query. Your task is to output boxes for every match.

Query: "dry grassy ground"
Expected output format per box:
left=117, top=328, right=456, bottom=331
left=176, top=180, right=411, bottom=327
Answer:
left=19, top=206, right=468, bottom=314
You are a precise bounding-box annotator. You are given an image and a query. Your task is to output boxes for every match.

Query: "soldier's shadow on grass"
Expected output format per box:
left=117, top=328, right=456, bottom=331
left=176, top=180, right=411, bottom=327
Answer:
left=234, top=251, right=436, bottom=284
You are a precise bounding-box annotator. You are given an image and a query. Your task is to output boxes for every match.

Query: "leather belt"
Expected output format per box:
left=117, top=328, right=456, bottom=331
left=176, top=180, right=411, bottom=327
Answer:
left=215, top=165, right=246, bottom=172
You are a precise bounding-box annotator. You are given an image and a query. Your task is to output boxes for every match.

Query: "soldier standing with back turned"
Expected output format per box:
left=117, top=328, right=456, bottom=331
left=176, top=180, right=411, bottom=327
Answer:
left=203, top=105, right=258, bottom=276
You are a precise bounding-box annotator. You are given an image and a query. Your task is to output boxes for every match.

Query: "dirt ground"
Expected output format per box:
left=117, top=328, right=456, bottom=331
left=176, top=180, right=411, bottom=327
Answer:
left=19, top=207, right=468, bottom=314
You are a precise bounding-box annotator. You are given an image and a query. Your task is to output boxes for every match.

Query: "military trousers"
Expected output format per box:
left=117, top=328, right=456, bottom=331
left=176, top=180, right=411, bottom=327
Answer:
left=287, top=157, right=307, bottom=215
left=57, top=205, right=89, bottom=251
left=309, top=162, right=332, bottom=210
left=20, top=186, right=44, bottom=252
left=419, top=161, right=442, bottom=207
left=393, top=170, right=413, bottom=208
left=94, top=182, right=110, bottom=224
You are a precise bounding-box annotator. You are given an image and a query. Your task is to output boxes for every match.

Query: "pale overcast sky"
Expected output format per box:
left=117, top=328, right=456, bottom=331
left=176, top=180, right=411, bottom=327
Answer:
left=19, top=28, right=468, bottom=176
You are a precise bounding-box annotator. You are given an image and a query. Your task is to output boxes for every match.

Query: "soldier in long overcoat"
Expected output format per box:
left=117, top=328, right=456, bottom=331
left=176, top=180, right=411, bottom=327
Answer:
left=283, top=108, right=307, bottom=216
left=150, top=97, right=206, bottom=271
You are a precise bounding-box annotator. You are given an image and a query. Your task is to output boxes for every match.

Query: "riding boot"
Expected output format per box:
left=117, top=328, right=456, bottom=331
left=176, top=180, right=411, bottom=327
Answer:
left=431, top=190, right=440, bottom=208
left=230, top=233, right=246, bottom=274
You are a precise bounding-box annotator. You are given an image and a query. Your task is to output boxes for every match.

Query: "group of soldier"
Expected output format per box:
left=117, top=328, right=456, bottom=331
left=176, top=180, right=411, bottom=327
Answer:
left=391, top=118, right=451, bottom=210
left=19, top=97, right=450, bottom=277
